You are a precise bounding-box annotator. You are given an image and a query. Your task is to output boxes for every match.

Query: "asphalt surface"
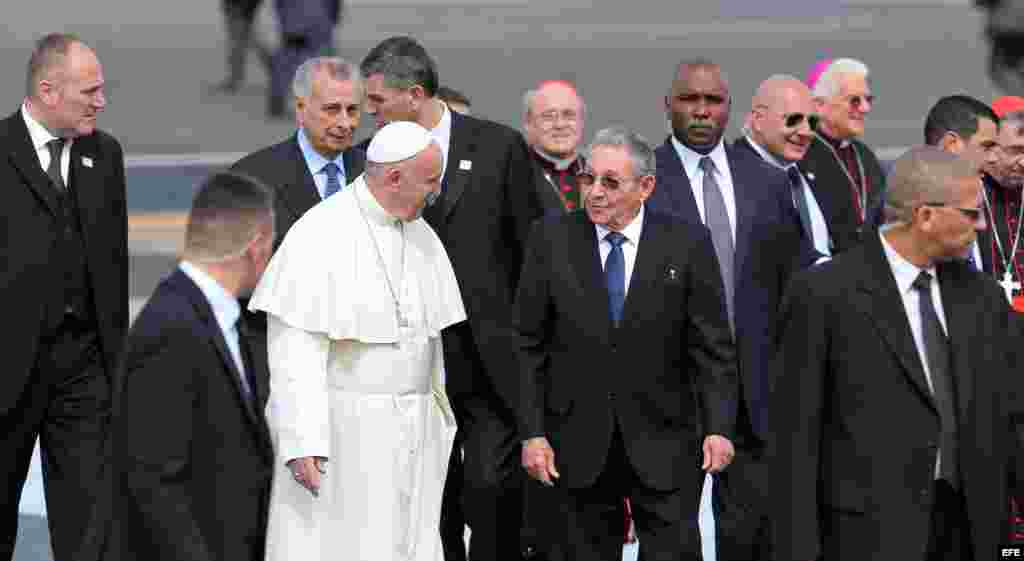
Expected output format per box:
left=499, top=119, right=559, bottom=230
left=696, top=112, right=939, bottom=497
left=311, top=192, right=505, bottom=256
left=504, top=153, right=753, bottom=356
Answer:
left=10, top=1, right=995, bottom=559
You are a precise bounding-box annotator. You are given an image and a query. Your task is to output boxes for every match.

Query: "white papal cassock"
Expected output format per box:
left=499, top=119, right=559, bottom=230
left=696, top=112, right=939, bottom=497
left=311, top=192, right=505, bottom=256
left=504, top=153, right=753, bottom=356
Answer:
left=249, top=176, right=466, bottom=561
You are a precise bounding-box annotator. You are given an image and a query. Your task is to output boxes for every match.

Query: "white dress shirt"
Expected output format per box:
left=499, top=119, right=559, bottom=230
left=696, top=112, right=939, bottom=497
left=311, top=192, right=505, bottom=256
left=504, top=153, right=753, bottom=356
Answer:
left=22, top=102, right=71, bottom=185
left=428, top=101, right=453, bottom=184
left=298, top=127, right=348, bottom=200
left=744, top=135, right=832, bottom=257
left=671, top=136, right=736, bottom=239
left=178, top=261, right=250, bottom=396
left=594, top=205, right=645, bottom=297
left=879, top=233, right=950, bottom=477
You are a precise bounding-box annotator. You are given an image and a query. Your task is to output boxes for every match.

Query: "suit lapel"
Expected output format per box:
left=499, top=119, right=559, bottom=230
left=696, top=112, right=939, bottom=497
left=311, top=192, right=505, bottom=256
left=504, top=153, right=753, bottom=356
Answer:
left=5, top=112, right=59, bottom=216
left=173, top=270, right=264, bottom=428
left=937, top=264, right=974, bottom=426
left=855, top=238, right=938, bottom=414
left=621, top=209, right=661, bottom=324
left=68, top=135, right=101, bottom=256
left=656, top=139, right=700, bottom=221
left=343, top=144, right=366, bottom=180
left=278, top=136, right=322, bottom=224
left=569, top=212, right=612, bottom=339
left=725, top=147, right=753, bottom=281
left=440, top=111, right=473, bottom=221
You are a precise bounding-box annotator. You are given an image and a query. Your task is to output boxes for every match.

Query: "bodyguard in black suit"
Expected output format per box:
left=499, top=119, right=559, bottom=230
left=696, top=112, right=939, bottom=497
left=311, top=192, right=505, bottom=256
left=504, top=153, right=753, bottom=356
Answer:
left=517, top=127, right=738, bottom=561
left=0, top=35, right=127, bottom=561
left=772, top=147, right=1021, bottom=561
left=647, top=60, right=811, bottom=561
left=109, top=173, right=276, bottom=561
left=360, top=37, right=545, bottom=561
left=232, top=56, right=365, bottom=250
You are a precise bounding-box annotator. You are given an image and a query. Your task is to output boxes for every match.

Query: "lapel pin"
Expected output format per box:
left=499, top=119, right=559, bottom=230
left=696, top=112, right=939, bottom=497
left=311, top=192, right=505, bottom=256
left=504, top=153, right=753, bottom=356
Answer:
left=665, top=265, right=680, bottom=282
left=81, top=156, right=93, bottom=168
left=459, top=159, right=472, bottom=171
left=805, top=172, right=815, bottom=182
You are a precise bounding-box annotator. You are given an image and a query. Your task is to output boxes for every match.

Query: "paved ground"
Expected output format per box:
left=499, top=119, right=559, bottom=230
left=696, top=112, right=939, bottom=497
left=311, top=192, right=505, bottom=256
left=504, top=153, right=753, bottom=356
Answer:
left=9, top=1, right=996, bottom=559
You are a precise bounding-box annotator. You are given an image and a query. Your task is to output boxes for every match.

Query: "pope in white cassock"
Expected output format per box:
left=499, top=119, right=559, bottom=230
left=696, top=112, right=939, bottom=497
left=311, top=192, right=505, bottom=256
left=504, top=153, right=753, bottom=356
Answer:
left=249, top=121, right=466, bottom=561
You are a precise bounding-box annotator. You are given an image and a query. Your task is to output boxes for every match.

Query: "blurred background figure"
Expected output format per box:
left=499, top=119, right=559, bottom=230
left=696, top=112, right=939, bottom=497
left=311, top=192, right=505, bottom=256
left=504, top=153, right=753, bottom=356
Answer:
left=437, top=86, right=472, bottom=116
left=214, top=0, right=272, bottom=94
left=979, top=0, right=1024, bottom=93
left=268, top=0, right=344, bottom=118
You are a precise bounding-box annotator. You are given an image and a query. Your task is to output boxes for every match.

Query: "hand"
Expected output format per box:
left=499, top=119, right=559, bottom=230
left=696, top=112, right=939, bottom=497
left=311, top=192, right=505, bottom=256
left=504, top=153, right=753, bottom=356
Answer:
left=287, top=456, right=327, bottom=497
left=521, top=437, right=560, bottom=486
left=701, top=435, right=734, bottom=473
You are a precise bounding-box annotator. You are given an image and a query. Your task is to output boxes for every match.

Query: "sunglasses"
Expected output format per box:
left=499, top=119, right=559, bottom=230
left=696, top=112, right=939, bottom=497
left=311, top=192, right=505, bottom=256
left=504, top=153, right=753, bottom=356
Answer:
left=577, top=172, right=638, bottom=191
left=783, top=112, right=820, bottom=131
left=922, top=202, right=983, bottom=222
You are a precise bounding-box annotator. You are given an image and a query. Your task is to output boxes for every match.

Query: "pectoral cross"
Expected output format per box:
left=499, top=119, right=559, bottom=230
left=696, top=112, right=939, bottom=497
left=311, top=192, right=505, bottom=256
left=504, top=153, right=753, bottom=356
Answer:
left=1002, top=271, right=1021, bottom=303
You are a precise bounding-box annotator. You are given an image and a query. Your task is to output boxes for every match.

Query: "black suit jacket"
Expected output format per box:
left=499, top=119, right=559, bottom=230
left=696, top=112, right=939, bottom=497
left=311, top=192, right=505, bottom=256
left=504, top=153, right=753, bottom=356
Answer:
left=421, top=112, right=545, bottom=410
left=771, top=235, right=1019, bottom=561
left=109, top=269, right=274, bottom=561
left=230, top=133, right=365, bottom=249
left=0, top=110, right=127, bottom=415
left=800, top=135, right=886, bottom=254
left=515, top=208, right=738, bottom=489
left=648, top=138, right=810, bottom=442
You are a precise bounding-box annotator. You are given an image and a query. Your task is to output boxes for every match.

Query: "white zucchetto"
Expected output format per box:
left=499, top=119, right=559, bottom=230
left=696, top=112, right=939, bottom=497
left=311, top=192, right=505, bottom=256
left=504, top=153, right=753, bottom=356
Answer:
left=367, top=121, right=433, bottom=164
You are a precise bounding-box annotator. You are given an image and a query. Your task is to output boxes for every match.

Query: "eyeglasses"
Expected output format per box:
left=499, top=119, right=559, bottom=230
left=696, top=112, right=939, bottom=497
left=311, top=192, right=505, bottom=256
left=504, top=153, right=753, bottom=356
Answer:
left=536, top=109, right=580, bottom=127
left=846, top=94, right=875, bottom=110
left=783, top=112, right=820, bottom=131
left=577, top=172, right=640, bottom=190
left=921, top=202, right=984, bottom=222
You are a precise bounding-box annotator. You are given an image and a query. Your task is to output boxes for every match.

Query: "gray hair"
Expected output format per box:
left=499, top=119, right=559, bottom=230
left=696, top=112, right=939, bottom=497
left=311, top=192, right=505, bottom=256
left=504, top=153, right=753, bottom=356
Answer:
left=184, top=172, right=276, bottom=262
left=811, top=58, right=870, bottom=99
left=292, top=57, right=362, bottom=99
left=883, top=145, right=978, bottom=225
left=521, top=81, right=587, bottom=123
left=25, top=33, right=84, bottom=98
left=584, top=126, right=656, bottom=178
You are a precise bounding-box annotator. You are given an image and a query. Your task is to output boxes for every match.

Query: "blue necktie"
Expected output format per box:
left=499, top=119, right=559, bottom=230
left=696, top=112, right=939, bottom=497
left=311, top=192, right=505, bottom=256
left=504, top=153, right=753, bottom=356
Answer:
left=604, top=231, right=627, bottom=325
left=965, top=245, right=979, bottom=272
left=323, top=162, right=343, bottom=199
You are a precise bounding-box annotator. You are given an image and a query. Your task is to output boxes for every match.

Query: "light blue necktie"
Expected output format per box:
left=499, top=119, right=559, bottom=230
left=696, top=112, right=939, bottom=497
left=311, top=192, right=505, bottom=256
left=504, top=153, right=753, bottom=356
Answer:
left=323, top=162, right=343, bottom=199
left=604, top=231, right=627, bottom=325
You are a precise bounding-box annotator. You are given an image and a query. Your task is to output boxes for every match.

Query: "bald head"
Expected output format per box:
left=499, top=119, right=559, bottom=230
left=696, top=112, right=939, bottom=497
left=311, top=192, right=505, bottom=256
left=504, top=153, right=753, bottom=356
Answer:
left=748, top=74, right=817, bottom=162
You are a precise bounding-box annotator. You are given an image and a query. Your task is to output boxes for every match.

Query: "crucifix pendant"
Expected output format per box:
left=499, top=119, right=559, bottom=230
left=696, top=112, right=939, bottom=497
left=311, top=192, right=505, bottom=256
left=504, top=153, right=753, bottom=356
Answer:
left=1002, top=271, right=1021, bottom=303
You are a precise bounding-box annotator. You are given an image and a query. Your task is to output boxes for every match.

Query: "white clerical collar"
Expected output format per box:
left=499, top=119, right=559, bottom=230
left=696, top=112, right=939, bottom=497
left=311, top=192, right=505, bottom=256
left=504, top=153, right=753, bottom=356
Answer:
left=744, top=135, right=796, bottom=171
left=595, top=204, right=645, bottom=245
left=879, top=232, right=937, bottom=296
left=356, top=177, right=400, bottom=227
left=21, top=102, right=73, bottom=153
left=178, top=260, right=241, bottom=333
left=671, top=135, right=728, bottom=180
left=533, top=146, right=579, bottom=171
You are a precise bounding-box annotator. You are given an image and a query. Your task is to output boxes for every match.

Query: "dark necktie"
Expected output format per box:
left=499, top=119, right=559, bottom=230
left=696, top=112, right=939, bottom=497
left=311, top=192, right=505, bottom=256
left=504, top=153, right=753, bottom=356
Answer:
left=323, top=162, right=343, bottom=199
left=604, top=231, right=627, bottom=326
left=46, top=138, right=66, bottom=191
left=965, top=247, right=979, bottom=272
left=912, top=271, right=959, bottom=487
left=235, top=315, right=259, bottom=407
left=786, top=166, right=815, bottom=247
left=700, top=156, right=734, bottom=331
